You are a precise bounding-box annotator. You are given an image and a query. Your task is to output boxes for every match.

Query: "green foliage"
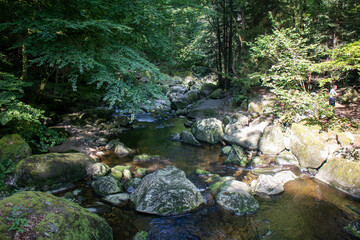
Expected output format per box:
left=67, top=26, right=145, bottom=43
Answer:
left=0, top=158, right=15, bottom=192
left=7, top=205, right=28, bottom=233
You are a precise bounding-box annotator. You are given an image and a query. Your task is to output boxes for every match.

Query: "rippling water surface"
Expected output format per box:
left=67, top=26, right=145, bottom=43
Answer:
left=78, top=117, right=360, bottom=239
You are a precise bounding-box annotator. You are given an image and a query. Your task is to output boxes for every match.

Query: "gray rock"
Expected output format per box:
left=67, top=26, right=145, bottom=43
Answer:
left=114, top=142, right=135, bottom=157
left=221, top=146, right=232, bottom=155
left=191, top=118, right=224, bottom=144
left=247, top=94, right=276, bottom=114
left=123, top=169, right=132, bottom=181
left=216, top=180, right=259, bottom=214
left=224, top=145, right=248, bottom=166
left=252, top=171, right=297, bottom=196
left=180, top=131, right=201, bottom=146
left=223, top=123, right=268, bottom=150
left=91, top=176, right=123, bottom=196
left=130, top=166, right=204, bottom=216
left=275, top=151, right=299, bottom=166
left=102, top=193, right=129, bottom=206
left=87, top=163, right=110, bottom=179
left=259, top=125, right=286, bottom=155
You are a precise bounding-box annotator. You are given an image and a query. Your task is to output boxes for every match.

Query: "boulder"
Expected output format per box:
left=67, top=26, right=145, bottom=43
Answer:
left=87, top=163, right=110, bottom=179
left=247, top=94, right=276, bottom=114
left=252, top=171, right=297, bottom=196
left=275, top=151, right=299, bottom=166
left=110, top=165, right=131, bottom=180
left=133, top=231, right=148, bottom=240
left=223, top=145, right=248, bottom=166
left=191, top=118, right=224, bottom=144
left=216, top=180, right=259, bottom=214
left=102, top=193, right=129, bottom=206
left=0, top=134, right=31, bottom=163
left=114, top=142, right=135, bottom=157
left=259, top=126, right=286, bottom=155
left=180, top=131, right=201, bottom=146
left=223, top=121, right=270, bottom=150
left=315, top=157, right=360, bottom=198
left=91, top=176, right=123, bottom=196
left=187, top=99, right=227, bottom=120
left=130, top=166, right=204, bottom=216
left=0, top=191, right=113, bottom=240
left=221, top=146, right=232, bottom=155
left=200, top=83, right=217, bottom=96
left=16, top=153, right=95, bottom=189
left=288, top=123, right=329, bottom=169
left=133, top=154, right=160, bottom=162
left=345, top=220, right=360, bottom=239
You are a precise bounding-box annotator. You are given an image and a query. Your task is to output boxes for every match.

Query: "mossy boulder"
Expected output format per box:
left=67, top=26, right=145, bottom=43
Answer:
left=133, top=231, right=148, bottom=240
left=0, top=134, right=31, bottom=163
left=209, top=89, right=225, bottom=99
left=200, top=83, right=217, bottom=96
left=345, top=220, right=360, bottom=239
left=110, top=165, right=131, bottom=180
left=221, top=146, right=232, bottom=155
left=180, top=131, right=201, bottom=146
left=91, top=176, right=123, bottom=196
left=16, top=153, right=95, bottom=189
left=133, top=154, right=160, bottom=162
left=216, top=180, right=259, bottom=214
left=191, top=118, right=224, bottom=144
left=0, top=191, right=113, bottom=240
left=130, top=166, right=204, bottom=216
left=224, top=145, right=248, bottom=166
left=315, top=157, right=360, bottom=198
left=289, top=123, right=329, bottom=169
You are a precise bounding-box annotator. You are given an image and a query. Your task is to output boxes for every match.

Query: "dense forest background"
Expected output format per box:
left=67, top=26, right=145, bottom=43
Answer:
left=0, top=0, right=359, bottom=152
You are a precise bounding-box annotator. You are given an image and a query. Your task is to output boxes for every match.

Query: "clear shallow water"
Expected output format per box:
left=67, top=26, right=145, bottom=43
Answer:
left=81, top=117, right=360, bottom=239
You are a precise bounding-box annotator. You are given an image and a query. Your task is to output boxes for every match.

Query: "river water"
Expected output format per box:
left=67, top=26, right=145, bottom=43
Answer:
left=73, top=116, right=360, bottom=239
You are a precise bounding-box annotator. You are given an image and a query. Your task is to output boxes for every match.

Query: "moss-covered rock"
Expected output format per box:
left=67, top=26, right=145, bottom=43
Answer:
left=134, top=168, right=147, bottom=178
left=133, top=154, right=160, bottom=162
left=209, top=89, right=225, bottom=99
left=91, top=176, right=123, bottom=196
left=191, top=118, right=224, bottom=144
left=345, top=220, right=360, bottom=239
left=224, top=145, right=248, bottom=166
left=289, top=123, right=329, bottom=169
left=216, top=180, right=259, bottom=214
left=0, top=191, right=113, bottom=240
left=315, top=157, right=360, bottom=198
left=16, top=153, right=95, bottom=189
left=200, top=83, right=217, bottom=95
left=221, top=146, right=232, bottom=155
left=130, top=166, right=204, bottom=216
left=0, top=134, right=31, bottom=163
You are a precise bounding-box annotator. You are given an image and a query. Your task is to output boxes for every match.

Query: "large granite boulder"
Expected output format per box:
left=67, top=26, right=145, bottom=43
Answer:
left=191, top=118, right=224, bottom=144
left=288, top=123, right=329, bottom=169
left=259, top=125, right=286, bottom=155
left=223, top=145, right=248, bottom=166
left=223, top=121, right=270, bottom=150
left=16, top=153, right=95, bottom=189
left=275, top=151, right=299, bottom=166
left=247, top=94, right=276, bottom=114
left=216, top=180, right=259, bottom=214
left=0, top=191, right=113, bottom=240
left=252, top=171, right=297, bottom=196
left=0, top=134, right=31, bottom=163
left=91, top=176, right=123, bottom=196
left=315, top=157, right=360, bottom=198
left=130, top=166, right=204, bottom=216
left=180, top=131, right=201, bottom=146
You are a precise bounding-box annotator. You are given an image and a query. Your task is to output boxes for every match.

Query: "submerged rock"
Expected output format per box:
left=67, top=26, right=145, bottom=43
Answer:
left=0, top=134, right=31, bottom=163
left=114, top=142, right=135, bottom=156
left=91, top=176, right=123, bottom=196
left=102, top=193, right=129, bottom=206
left=16, top=153, right=95, bottom=189
left=315, top=157, right=360, bottom=198
left=133, top=154, right=160, bottom=162
left=0, top=191, right=113, bottom=240
left=191, top=118, right=224, bottom=144
left=130, top=166, right=204, bottom=216
left=216, top=180, right=259, bottom=214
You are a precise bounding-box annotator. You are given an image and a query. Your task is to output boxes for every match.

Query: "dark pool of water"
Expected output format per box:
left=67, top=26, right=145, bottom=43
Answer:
left=73, top=117, right=360, bottom=240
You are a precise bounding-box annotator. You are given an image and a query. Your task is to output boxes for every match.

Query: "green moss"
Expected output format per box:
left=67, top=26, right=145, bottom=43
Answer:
left=133, top=154, right=160, bottom=161
left=0, top=191, right=113, bottom=240
left=195, top=169, right=211, bottom=175
left=133, top=231, right=148, bottom=240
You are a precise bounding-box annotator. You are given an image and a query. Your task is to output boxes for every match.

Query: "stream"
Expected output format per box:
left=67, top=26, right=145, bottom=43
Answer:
left=62, top=116, right=360, bottom=240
